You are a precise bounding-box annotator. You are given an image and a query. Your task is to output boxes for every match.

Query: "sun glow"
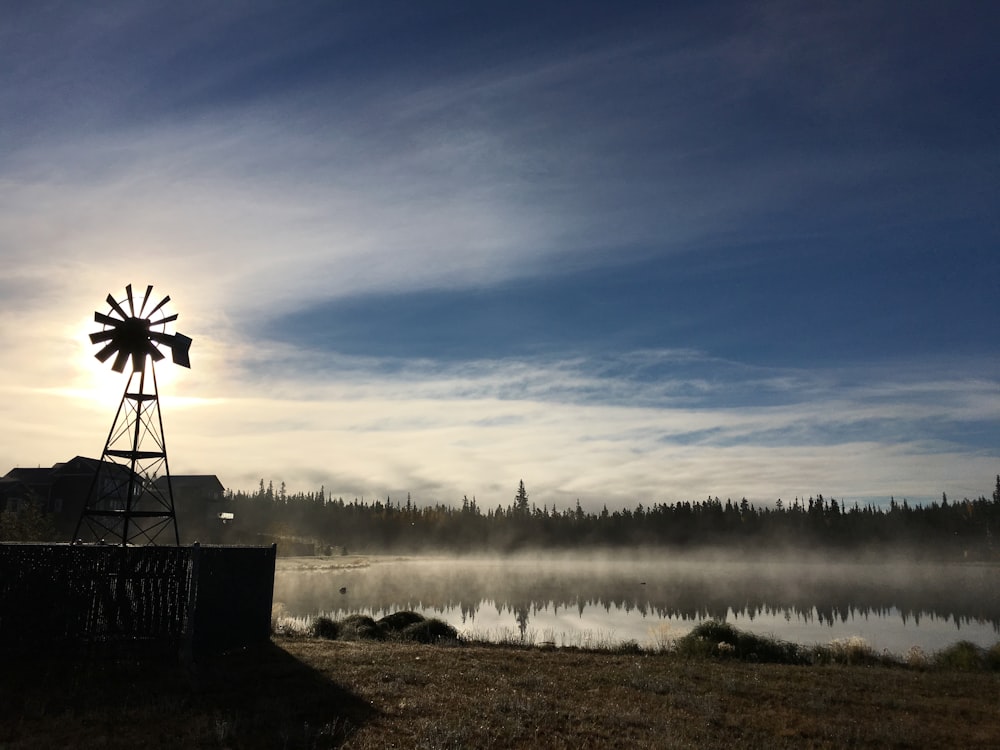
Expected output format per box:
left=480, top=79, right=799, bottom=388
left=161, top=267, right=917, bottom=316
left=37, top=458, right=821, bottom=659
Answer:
left=69, top=309, right=183, bottom=411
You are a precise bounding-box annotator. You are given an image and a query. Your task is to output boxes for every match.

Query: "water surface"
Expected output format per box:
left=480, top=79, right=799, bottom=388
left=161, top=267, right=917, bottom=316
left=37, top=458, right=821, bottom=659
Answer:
left=273, top=555, right=1000, bottom=654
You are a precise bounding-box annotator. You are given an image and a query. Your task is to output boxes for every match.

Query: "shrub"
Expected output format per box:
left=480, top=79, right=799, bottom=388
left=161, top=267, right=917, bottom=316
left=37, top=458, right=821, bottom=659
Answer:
left=675, top=620, right=734, bottom=657
left=814, top=637, right=881, bottom=667
left=987, top=643, right=1000, bottom=671
left=270, top=602, right=287, bottom=634
left=935, top=641, right=984, bottom=671
left=611, top=639, right=642, bottom=655
left=400, top=618, right=458, bottom=644
left=647, top=623, right=677, bottom=653
left=339, top=614, right=385, bottom=641
left=311, top=616, right=340, bottom=640
left=905, top=645, right=930, bottom=669
left=378, top=611, right=426, bottom=632
left=675, top=620, right=806, bottom=665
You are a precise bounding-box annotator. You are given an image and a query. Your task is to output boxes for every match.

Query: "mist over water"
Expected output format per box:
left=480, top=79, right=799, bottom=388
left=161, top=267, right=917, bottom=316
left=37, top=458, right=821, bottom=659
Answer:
left=273, top=553, right=1000, bottom=654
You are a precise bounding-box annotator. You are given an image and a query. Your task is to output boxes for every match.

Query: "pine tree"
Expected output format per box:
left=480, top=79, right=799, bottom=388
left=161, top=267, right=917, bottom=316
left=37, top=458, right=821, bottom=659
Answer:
left=0, top=494, right=56, bottom=541
left=515, top=480, right=529, bottom=515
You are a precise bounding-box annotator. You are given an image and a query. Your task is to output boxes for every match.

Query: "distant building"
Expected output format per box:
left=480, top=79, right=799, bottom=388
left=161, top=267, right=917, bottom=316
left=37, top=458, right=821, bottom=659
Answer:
left=0, top=456, right=137, bottom=540
left=151, top=474, right=233, bottom=544
left=0, top=459, right=231, bottom=544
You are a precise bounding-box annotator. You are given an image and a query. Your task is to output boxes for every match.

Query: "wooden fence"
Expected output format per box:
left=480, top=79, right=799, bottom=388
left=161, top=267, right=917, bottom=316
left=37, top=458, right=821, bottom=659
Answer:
left=0, top=542, right=276, bottom=654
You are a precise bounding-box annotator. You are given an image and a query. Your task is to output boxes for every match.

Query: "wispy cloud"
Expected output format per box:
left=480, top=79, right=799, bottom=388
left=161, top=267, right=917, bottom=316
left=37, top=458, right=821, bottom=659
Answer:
left=24, top=347, right=990, bottom=504
left=1, top=2, right=997, bottom=512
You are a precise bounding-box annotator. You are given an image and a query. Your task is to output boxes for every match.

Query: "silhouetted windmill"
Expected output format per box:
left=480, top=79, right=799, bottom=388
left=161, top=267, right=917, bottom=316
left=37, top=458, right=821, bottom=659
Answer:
left=74, top=284, right=192, bottom=546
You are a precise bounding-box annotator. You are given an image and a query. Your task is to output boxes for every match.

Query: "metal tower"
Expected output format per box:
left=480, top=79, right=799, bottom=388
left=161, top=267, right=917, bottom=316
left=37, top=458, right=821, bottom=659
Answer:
left=74, top=284, right=192, bottom=546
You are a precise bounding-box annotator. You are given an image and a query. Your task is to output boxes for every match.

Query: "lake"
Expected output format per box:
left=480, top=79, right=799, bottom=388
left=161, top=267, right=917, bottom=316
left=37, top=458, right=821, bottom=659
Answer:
left=273, top=554, right=1000, bottom=655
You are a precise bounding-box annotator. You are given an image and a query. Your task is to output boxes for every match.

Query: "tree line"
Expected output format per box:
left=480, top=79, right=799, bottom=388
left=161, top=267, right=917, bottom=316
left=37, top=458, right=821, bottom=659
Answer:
left=226, top=477, right=1000, bottom=559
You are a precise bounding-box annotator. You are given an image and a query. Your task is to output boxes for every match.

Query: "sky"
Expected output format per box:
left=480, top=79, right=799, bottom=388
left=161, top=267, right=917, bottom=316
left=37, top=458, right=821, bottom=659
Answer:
left=2, top=1, right=999, bottom=512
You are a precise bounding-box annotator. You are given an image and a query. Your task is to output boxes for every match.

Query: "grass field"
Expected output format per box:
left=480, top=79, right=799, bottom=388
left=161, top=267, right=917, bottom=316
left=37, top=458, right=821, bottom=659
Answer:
left=2, top=633, right=1000, bottom=749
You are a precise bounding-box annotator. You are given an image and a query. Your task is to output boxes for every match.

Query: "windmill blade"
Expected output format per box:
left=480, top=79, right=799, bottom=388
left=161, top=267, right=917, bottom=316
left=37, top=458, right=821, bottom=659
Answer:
left=88, top=286, right=191, bottom=376
left=96, top=342, right=120, bottom=362
left=106, top=294, right=129, bottom=321
left=112, top=349, right=130, bottom=373
left=147, top=294, right=171, bottom=318
left=94, top=311, right=122, bottom=327
left=148, top=313, right=178, bottom=327
left=138, top=285, right=154, bottom=317
left=171, top=332, right=192, bottom=368
left=89, top=329, right=117, bottom=344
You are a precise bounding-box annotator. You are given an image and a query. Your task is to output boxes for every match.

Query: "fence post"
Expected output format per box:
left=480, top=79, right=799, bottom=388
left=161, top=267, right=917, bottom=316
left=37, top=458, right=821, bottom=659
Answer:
left=267, top=543, right=277, bottom=636
left=181, top=541, right=201, bottom=663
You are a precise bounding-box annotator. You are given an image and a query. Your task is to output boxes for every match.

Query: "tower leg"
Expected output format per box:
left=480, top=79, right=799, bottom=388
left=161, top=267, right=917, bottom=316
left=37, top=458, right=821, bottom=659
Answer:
left=73, top=363, right=180, bottom=546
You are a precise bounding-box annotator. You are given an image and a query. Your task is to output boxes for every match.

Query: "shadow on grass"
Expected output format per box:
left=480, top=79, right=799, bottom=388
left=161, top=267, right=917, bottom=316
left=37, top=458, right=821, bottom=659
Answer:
left=0, top=640, right=377, bottom=748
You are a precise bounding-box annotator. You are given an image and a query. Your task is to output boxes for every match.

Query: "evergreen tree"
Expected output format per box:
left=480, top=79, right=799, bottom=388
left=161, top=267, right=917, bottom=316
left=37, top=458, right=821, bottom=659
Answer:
left=0, top=495, right=56, bottom=541
left=515, top=480, right=529, bottom=515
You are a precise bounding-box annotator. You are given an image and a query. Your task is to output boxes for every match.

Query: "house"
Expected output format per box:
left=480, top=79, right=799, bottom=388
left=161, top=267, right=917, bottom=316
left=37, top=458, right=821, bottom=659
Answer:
left=0, top=456, right=137, bottom=540
left=0, top=467, right=56, bottom=512
left=0, top=458, right=229, bottom=544
left=151, top=474, right=232, bottom=544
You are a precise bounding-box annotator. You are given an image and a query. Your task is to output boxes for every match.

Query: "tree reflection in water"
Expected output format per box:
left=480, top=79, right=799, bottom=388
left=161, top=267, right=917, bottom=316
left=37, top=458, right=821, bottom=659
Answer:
left=274, top=556, right=1000, bottom=648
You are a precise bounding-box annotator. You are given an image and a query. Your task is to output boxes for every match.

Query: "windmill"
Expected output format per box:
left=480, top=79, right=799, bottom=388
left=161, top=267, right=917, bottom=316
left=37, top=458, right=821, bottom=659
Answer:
left=74, top=284, right=192, bottom=546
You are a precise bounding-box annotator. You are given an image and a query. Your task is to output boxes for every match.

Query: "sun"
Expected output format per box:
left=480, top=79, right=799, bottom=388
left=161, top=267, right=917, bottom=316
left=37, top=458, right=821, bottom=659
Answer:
left=70, top=319, right=172, bottom=408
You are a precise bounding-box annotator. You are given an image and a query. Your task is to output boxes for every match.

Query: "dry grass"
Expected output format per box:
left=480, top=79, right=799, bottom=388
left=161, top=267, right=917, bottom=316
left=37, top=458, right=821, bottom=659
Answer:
left=2, top=637, right=999, bottom=749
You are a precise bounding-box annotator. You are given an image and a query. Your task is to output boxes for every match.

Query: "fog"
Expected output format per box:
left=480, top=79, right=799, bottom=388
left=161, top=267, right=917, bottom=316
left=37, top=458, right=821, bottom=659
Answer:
left=273, top=552, right=1000, bottom=654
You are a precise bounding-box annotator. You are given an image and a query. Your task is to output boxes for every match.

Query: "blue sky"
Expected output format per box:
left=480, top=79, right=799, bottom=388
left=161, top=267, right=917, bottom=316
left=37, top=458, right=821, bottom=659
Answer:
left=1, top=1, right=998, bottom=510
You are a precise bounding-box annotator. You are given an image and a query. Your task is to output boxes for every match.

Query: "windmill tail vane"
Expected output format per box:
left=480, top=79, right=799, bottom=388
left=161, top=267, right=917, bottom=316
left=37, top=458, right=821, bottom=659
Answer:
left=75, top=284, right=192, bottom=547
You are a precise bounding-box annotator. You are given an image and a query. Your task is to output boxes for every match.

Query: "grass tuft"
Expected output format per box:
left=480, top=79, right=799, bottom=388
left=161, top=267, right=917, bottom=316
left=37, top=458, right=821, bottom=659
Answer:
left=987, top=642, right=1000, bottom=671
left=377, top=611, right=426, bottom=632
left=610, top=639, right=643, bottom=655
left=339, top=614, right=385, bottom=641
left=812, top=636, right=888, bottom=667
left=400, top=618, right=459, bottom=644
left=311, top=615, right=340, bottom=640
left=675, top=620, right=807, bottom=665
left=293, top=612, right=1000, bottom=676
left=935, top=640, right=985, bottom=671
left=904, top=645, right=930, bottom=669
left=300, top=611, right=462, bottom=645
